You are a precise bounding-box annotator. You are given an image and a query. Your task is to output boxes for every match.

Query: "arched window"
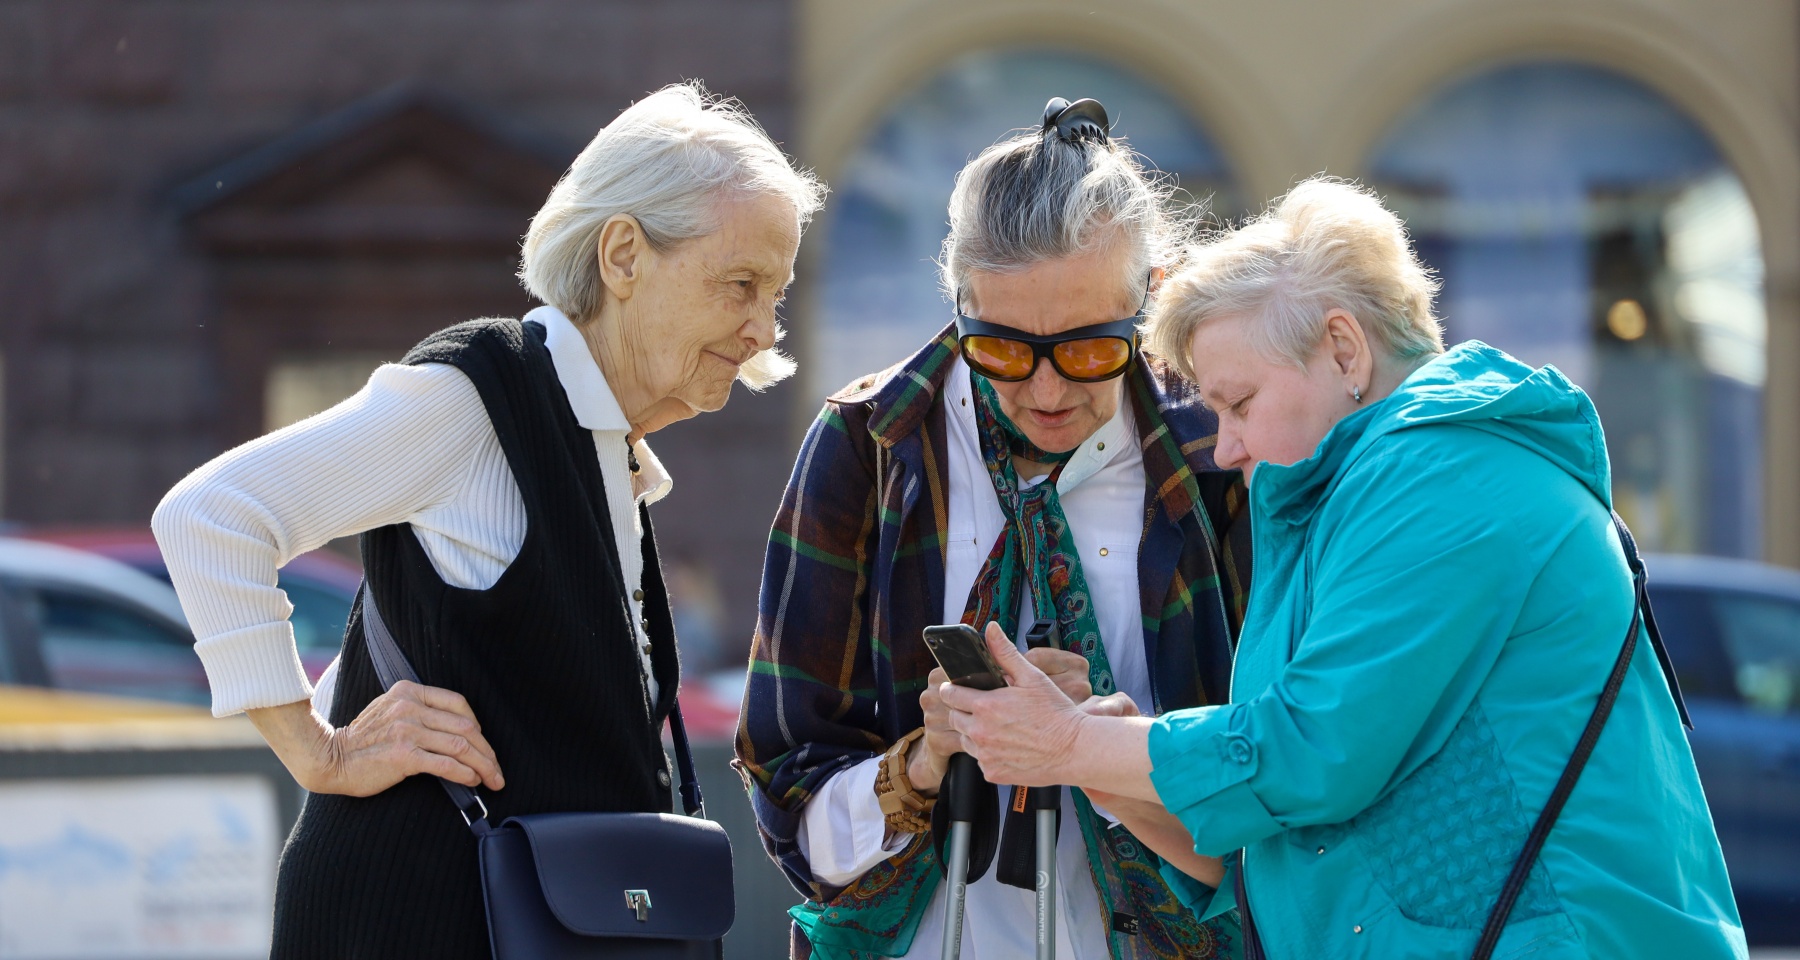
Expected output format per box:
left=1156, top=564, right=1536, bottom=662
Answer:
left=809, top=49, right=1234, bottom=400
left=1369, top=62, right=1766, bottom=557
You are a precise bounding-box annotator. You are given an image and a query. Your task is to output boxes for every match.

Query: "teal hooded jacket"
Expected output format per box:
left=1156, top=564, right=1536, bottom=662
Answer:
left=1147, top=342, right=1745, bottom=959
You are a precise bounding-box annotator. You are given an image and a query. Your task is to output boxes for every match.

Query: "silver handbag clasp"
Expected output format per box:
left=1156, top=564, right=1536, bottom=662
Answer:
left=624, top=889, right=652, bottom=923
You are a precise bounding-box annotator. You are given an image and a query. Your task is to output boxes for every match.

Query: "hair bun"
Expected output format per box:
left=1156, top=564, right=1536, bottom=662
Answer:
left=1041, top=97, right=1111, bottom=145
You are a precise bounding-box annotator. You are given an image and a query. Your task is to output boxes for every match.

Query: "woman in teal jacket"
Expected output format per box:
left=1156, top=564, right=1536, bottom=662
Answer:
left=937, top=177, right=1746, bottom=958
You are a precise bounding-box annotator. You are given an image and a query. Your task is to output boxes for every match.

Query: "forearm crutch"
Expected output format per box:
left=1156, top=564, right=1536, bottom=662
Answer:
left=1023, top=619, right=1062, bottom=960
left=933, top=619, right=1059, bottom=959
left=937, top=751, right=989, bottom=960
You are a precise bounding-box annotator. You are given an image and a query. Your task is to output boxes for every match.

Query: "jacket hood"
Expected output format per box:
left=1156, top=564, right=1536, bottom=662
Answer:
left=1255, top=340, right=1612, bottom=523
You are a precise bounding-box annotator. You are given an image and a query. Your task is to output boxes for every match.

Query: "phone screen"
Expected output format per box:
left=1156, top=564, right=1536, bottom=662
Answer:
left=923, top=624, right=1006, bottom=690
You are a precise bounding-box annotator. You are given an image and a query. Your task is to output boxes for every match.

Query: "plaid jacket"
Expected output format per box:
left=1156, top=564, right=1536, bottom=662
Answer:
left=735, top=325, right=1253, bottom=924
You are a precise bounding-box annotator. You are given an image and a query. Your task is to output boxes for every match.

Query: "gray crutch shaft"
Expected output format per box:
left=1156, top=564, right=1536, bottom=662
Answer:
left=941, top=819, right=973, bottom=960
left=1035, top=806, right=1058, bottom=959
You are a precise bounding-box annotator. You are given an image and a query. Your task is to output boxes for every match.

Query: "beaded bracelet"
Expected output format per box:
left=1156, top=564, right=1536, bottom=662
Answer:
left=874, top=727, right=935, bottom=834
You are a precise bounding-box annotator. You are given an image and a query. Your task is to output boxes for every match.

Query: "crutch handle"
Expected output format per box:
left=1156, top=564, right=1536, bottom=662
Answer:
left=933, top=751, right=1000, bottom=883
left=944, top=752, right=986, bottom=819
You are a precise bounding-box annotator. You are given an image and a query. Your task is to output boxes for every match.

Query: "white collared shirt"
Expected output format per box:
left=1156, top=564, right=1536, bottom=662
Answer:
left=153, top=306, right=671, bottom=718
left=796, top=357, right=1149, bottom=960
left=535, top=305, right=673, bottom=706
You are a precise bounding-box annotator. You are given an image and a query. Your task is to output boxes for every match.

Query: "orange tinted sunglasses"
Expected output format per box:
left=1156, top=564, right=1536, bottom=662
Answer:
left=955, top=312, right=1142, bottom=383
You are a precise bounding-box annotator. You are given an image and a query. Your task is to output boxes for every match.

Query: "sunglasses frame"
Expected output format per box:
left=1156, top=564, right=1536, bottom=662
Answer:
left=954, top=313, right=1142, bottom=383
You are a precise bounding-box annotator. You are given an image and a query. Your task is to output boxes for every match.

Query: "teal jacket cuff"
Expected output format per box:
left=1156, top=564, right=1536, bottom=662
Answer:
left=1155, top=857, right=1238, bottom=924
left=1149, top=706, right=1284, bottom=854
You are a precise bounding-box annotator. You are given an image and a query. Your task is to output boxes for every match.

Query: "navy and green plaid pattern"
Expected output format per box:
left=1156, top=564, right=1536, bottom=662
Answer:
left=735, top=325, right=1252, bottom=956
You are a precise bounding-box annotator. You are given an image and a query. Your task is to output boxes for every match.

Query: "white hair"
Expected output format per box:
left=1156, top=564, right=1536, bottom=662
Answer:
left=1145, top=176, right=1444, bottom=381
left=519, top=82, right=826, bottom=389
left=940, top=128, right=1190, bottom=304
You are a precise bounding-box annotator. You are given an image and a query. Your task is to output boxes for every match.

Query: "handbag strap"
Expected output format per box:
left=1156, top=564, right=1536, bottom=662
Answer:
left=357, top=583, right=707, bottom=836
left=1469, top=511, right=1686, bottom=959
left=1232, top=512, right=1689, bottom=959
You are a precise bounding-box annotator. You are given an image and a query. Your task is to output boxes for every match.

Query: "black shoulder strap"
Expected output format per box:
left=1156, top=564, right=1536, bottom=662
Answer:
left=1470, top=512, right=1688, bottom=959
left=357, top=584, right=706, bottom=836
left=667, top=685, right=705, bottom=819
left=1609, top=514, right=1692, bottom=729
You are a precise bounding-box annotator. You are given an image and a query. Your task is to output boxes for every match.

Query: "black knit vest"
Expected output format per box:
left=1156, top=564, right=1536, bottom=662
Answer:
left=270, top=318, right=682, bottom=960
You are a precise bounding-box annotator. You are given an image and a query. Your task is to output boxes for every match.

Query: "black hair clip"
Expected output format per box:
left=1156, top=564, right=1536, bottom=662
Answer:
left=1042, top=97, right=1111, bottom=145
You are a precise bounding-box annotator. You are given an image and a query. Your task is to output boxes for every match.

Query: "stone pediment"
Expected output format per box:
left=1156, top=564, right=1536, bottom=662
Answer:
left=176, top=85, right=567, bottom=255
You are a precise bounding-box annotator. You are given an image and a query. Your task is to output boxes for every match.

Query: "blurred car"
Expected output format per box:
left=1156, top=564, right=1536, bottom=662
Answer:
left=6, top=529, right=754, bottom=735
left=1646, top=554, right=1800, bottom=946
left=23, top=527, right=358, bottom=683
left=0, top=537, right=211, bottom=706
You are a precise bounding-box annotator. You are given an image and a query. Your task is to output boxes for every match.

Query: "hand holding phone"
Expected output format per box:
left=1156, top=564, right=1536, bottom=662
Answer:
left=923, top=624, right=1006, bottom=690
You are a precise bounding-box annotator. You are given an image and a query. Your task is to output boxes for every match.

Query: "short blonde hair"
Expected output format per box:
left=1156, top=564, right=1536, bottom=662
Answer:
left=1144, top=176, right=1443, bottom=380
left=519, top=82, right=826, bottom=389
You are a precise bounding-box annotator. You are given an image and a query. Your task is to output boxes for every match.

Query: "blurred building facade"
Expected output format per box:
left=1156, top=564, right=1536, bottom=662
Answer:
left=3, top=0, right=1797, bottom=673
left=799, top=0, right=1800, bottom=571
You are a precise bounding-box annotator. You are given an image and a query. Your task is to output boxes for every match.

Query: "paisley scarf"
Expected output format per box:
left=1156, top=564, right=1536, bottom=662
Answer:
left=961, top=373, right=1236, bottom=960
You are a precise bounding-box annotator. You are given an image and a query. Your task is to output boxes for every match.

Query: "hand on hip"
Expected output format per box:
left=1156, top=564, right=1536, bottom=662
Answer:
left=248, top=680, right=505, bottom=797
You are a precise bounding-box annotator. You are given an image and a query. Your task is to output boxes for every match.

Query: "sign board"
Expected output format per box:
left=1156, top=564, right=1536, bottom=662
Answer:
left=0, top=776, right=278, bottom=959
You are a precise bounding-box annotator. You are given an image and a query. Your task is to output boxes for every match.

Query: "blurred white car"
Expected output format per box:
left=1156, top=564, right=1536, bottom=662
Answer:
left=0, top=537, right=208, bottom=706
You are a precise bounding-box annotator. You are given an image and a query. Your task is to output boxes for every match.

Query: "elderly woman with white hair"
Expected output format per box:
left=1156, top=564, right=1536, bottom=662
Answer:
left=738, top=98, right=1252, bottom=959
left=935, top=177, right=1746, bottom=958
left=152, top=83, right=824, bottom=957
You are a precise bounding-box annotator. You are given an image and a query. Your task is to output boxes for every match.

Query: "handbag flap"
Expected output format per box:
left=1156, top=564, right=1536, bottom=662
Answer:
left=506, top=812, right=734, bottom=939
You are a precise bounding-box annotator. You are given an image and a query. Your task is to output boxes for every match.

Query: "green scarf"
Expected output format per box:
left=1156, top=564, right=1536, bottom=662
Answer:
left=963, top=373, right=1237, bottom=960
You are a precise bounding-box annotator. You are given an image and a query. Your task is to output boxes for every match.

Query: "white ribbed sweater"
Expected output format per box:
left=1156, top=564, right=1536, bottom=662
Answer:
left=152, top=307, right=670, bottom=717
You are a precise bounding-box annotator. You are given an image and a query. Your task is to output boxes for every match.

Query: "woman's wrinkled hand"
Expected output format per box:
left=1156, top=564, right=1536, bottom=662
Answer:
left=1079, top=691, right=1141, bottom=720
left=1026, top=646, right=1094, bottom=704
left=910, top=666, right=960, bottom=795
left=248, top=681, right=505, bottom=798
left=912, top=629, right=1095, bottom=794
left=938, top=622, right=1094, bottom=787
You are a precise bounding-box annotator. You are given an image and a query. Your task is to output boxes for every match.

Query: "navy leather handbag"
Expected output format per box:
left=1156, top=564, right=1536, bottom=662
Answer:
left=361, top=588, right=734, bottom=959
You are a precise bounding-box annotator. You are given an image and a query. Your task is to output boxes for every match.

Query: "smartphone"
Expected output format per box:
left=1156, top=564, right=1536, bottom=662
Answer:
left=922, top=624, right=1006, bottom=690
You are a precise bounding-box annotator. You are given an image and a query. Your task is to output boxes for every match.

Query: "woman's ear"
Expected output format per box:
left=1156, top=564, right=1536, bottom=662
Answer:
left=595, top=214, right=646, bottom=301
left=1322, top=308, right=1371, bottom=390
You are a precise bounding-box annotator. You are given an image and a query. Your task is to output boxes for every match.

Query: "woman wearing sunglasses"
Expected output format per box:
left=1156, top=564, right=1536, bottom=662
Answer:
left=737, top=98, right=1253, bottom=959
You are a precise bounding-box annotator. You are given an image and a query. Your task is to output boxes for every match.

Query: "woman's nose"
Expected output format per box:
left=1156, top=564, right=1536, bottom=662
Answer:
left=741, top=306, right=777, bottom=352
left=1215, top=424, right=1248, bottom=471
left=1028, top=356, right=1069, bottom=400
